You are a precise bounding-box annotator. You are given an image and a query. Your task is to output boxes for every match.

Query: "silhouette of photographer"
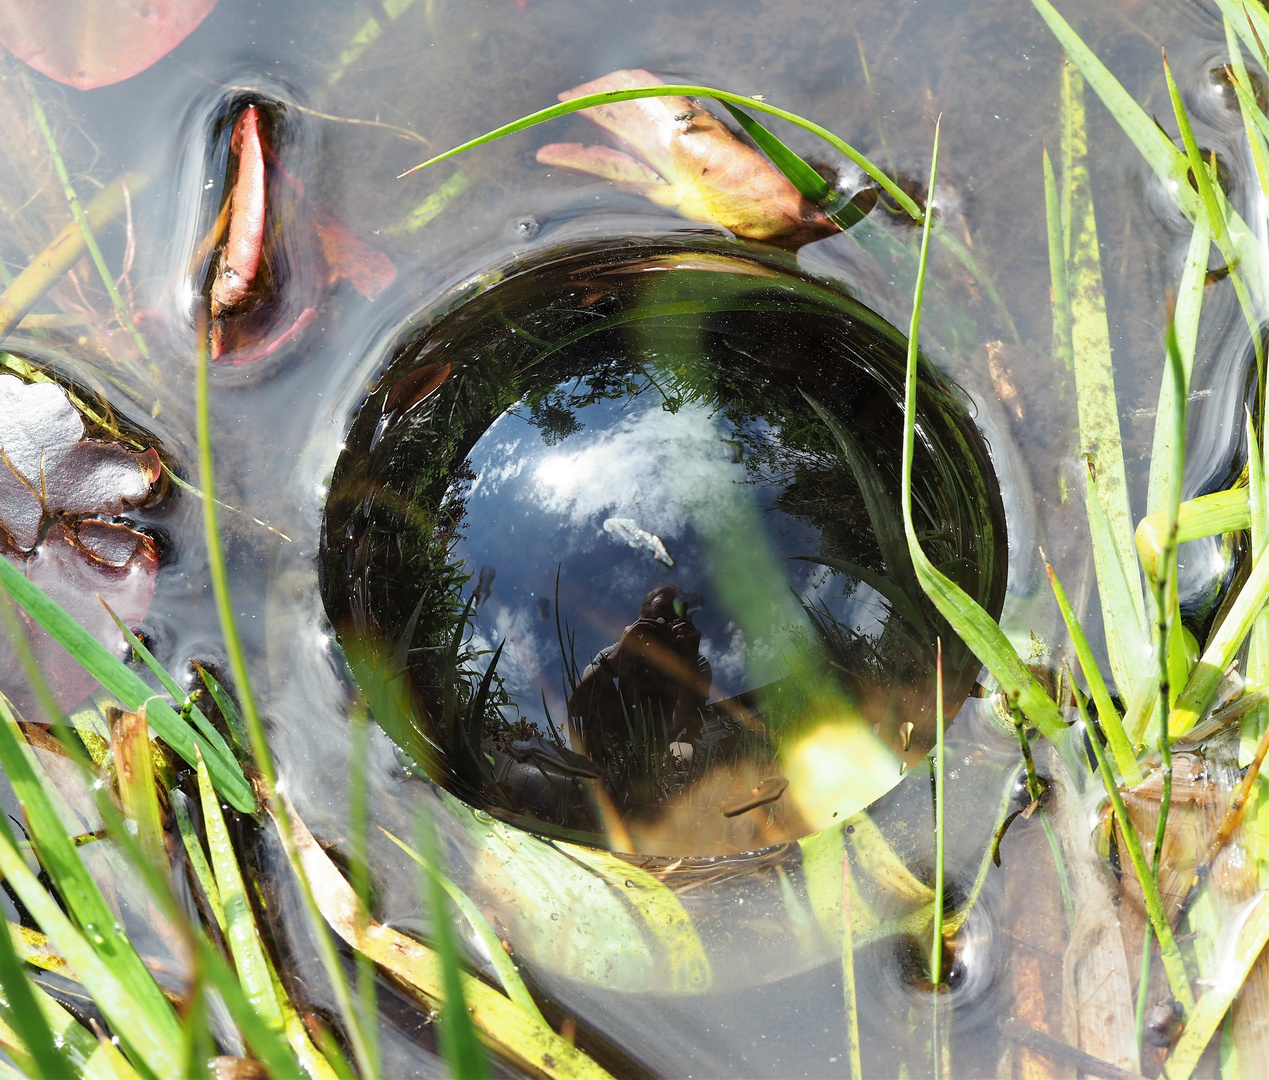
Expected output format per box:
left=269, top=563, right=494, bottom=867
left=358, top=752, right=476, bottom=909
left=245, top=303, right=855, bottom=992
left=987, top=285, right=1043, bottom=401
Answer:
left=568, top=584, right=712, bottom=796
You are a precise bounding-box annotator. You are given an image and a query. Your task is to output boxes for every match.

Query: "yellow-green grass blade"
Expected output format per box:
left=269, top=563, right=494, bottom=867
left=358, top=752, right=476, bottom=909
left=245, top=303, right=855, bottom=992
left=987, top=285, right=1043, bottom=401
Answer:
left=401, top=84, right=923, bottom=223
left=1245, top=412, right=1269, bottom=765
left=1043, top=147, right=1072, bottom=371
left=1137, top=487, right=1251, bottom=581
left=1062, top=62, right=1148, bottom=691
left=0, top=978, right=140, bottom=1080
left=555, top=841, right=711, bottom=993
left=0, top=557, right=254, bottom=812
left=1084, top=460, right=1150, bottom=695
left=196, top=749, right=285, bottom=1032
left=0, top=810, right=185, bottom=1076
left=416, top=819, right=493, bottom=1080
left=0, top=900, right=75, bottom=1079
left=382, top=826, right=548, bottom=1024
left=1172, top=546, right=1269, bottom=735
left=102, top=599, right=239, bottom=760
left=172, top=786, right=226, bottom=931
left=898, top=127, right=1065, bottom=742
left=1045, top=561, right=1141, bottom=783
left=109, top=705, right=166, bottom=868
left=1032, top=0, right=1263, bottom=296
left=1164, top=887, right=1269, bottom=1079
left=1164, top=52, right=1264, bottom=383
left=0, top=696, right=184, bottom=1050
left=195, top=334, right=376, bottom=1074
left=1212, top=0, right=1269, bottom=90
left=1146, top=222, right=1211, bottom=518
left=1224, top=19, right=1269, bottom=205
left=1071, top=690, right=1196, bottom=1011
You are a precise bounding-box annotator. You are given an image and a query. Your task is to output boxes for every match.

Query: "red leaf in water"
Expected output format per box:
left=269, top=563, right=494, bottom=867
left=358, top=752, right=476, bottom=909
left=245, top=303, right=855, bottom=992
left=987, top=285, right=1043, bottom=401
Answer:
left=313, top=208, right=397, bottom=298
left=0, top=0, right=218, bottom=90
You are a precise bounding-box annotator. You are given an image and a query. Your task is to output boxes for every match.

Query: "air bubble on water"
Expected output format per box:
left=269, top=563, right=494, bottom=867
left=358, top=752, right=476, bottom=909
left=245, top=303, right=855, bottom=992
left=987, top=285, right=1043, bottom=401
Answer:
left=624, top=880, right=634, bottom=887
left=514, top=215, right=540, bottom=238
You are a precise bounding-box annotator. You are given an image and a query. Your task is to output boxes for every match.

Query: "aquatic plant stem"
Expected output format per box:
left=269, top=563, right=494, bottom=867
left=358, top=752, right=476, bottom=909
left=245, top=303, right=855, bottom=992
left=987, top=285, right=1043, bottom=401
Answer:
left=840, top=848, right=863, bottom=1080
left=195, top=331, right=377, bottom=1077
left=23, top=75, right=150, bottom=365
left=932, top=639, right=946, bottom=987
left=1045, top=559, right=1141, bottom=783
left=1071, top=688, right=1195, bottom=1012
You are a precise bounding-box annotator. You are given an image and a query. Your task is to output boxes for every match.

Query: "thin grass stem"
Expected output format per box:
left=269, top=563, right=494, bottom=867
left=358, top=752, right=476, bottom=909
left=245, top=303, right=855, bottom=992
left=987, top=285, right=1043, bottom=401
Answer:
left=931, top=638, right=946, bottom=988
left=23, top=75, right=150, bottom=365
left=399, top=84, right=923, bottom=222
left=195, top=328, right=376, bottom=1075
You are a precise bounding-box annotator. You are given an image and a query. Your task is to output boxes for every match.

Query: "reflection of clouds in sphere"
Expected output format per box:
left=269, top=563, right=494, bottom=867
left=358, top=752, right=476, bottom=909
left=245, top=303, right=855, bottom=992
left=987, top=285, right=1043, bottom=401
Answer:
left=531, top=401, right=744, bottom=539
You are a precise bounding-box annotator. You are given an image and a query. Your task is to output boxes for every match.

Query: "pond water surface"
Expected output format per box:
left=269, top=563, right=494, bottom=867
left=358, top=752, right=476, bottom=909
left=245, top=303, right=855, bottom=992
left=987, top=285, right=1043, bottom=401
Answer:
left=0, top=0, right=1261, bottom=1076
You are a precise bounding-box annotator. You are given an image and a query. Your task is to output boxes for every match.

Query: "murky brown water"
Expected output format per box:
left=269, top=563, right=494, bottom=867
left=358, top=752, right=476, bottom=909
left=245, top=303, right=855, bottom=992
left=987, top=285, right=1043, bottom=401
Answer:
left=0, top=0, right=1260, bottom=1075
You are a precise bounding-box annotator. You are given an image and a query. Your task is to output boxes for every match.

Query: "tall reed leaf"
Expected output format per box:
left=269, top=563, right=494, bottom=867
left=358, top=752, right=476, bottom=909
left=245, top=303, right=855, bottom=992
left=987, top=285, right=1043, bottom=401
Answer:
left=1061, top=63, right=1148, bottom=691
left=898, top=127, right=1065, bottom=742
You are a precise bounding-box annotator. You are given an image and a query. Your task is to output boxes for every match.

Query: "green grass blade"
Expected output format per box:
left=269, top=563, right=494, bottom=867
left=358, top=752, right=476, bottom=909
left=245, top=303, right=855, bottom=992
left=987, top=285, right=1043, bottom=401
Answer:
left=931, top=640, right=946, bottom=987
left=196, top=749, right=285, bottom=1032
left=1146, top=222, right=1210, bottom=518
left=720, top=102, right=831, bottom=201
left=400, top=84, right=923, bottom=222
left=194, top=661, right=251, bottom=755
left=1137, top=487, right=1251, bottom=581
left=0, top=904, right=74, bottom=1079
left=720, top=103, right=878, bottom=232
left=0, top=809, right=186, bottom=1076
left=1172, top=545, right=1269, bottom=735
left=415, top=819, right=492, bottom=1080
left=1164, top=888, right=1269, bottom=1079
left=1043, top=147, right=1073, bottom=371
left=1164, top=52, right=1264, bottom=382
left=1044, top=561, right=1141, bottom=783
left=898, top=126, right=1065, bottom=743
left=381, top=827, right=547, bottom=1025
left=195, top=334, right=376, bottom=1075
left=1031, top=0, right=1189, bottom=206
left=0, top=695, right=185, bottom=1047
left=102, top=599, right=236, bottom=756
left=1244, top=411, right=1269, bottom=764
left=0, top=557, right=254, bottom=811
left=1211, top=0, right=1269, bottom=91
left=1223, top=21, right=1269, bottom=202
left=1083, top=460, right=1150, bottom=694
